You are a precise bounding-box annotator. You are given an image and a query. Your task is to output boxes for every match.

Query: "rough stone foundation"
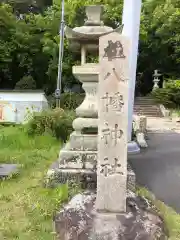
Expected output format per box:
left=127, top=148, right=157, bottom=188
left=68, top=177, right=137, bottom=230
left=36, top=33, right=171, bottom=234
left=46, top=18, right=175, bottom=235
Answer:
left=54, top=191, right=168, bottom=240
left=46, top=161, right=136, bottom=191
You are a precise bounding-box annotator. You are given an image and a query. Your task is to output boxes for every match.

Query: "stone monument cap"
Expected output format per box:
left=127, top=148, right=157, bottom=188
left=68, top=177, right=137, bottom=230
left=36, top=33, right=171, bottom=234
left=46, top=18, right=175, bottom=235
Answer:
left=84, top=5, right=104, bottom=26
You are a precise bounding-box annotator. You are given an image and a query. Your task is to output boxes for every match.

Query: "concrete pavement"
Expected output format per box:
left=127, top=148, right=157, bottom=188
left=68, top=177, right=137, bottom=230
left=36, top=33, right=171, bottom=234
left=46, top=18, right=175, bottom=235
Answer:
left=129, top=117, right=180, bottom=213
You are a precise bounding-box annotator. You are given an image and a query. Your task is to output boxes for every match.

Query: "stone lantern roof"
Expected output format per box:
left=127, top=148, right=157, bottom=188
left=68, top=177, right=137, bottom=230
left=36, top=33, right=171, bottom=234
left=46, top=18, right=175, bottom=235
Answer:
left=65, top=5, right=123, bottom=51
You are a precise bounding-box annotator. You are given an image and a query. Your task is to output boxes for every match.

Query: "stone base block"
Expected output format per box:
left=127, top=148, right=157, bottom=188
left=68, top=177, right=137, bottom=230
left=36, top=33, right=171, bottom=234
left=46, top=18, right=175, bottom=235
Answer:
left=46, top=161, right=136, bottom=191
left=159, top=104, right=170, bottom=117
left=136, top=132, right=148, bottom=148
left=58, top=141, right=140, bottom=170
left=0, top=164, right=19, bottom=179
left=127, top=141, right=140, bottom=154
left=63, top=132, right=97, bottom=152
left=54, top=191, right=168, bottom=240
left=133, top=115, right=148, bottom=139
left=47, top=167, right=97, bottom=189
left=59, top=150, right=97, bottom=169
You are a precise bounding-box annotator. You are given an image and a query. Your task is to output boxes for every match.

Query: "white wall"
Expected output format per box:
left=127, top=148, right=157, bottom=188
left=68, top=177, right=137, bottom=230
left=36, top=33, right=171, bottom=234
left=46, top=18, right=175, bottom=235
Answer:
left=0, top=92, right=48, bottom=124
left=0, top=92, right=47, bottom=102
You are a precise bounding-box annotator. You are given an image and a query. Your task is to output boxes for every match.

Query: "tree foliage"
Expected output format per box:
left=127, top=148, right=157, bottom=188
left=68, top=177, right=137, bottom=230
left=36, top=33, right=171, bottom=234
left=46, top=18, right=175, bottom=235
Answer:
left=0, top=0, right=180, bottom=95
left=15, top=75, right=36, bottom=89
left=137, top=0, right=180, bottom=94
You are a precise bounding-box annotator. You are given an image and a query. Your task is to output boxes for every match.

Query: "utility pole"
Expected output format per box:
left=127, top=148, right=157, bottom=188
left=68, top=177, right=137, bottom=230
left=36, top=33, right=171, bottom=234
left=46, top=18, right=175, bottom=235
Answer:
left=55, top=0, right=65, bottom=108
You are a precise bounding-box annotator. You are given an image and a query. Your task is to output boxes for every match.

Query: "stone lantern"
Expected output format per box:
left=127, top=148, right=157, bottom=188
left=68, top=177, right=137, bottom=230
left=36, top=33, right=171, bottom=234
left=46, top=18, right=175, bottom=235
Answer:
left=49, top=5, right=135, bottom=189
left=153, top=70, right=161, bottom=90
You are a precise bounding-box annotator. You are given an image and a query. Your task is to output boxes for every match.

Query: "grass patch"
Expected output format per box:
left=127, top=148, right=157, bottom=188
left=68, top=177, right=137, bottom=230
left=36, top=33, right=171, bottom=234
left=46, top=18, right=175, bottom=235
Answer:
left=0, top=126, right=69, bottom=240
left=137, top=187, right=180, bottom=240
left=2, top=126, right=180, bottom=239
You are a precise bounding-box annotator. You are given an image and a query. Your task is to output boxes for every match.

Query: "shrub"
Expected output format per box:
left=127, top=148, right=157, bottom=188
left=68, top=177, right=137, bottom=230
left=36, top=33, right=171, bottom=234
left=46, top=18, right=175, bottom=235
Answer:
left=60, top=93, right=85, bottom=110
left=48, top=93, right=85, bottom=110
left=151, top=80, right=180, bottom=108
left=26, top=108, right=75, bottom=142
left=151, top=88, right=175, bottom=107
left=165, top=80, right=180, bottom=90
left=15, top=75, right=36, bottom=90
left=47, top=94, right=56, bottom=108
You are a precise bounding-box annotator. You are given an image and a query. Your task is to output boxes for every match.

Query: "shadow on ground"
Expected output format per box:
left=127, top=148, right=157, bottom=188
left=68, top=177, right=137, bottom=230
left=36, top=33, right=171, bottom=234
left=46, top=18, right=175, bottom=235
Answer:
left=129, top=130, right=180, bottom=213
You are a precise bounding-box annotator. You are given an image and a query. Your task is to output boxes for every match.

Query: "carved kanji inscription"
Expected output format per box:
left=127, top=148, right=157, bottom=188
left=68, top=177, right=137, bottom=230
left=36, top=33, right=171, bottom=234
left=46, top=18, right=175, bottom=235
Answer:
left=103, top=40, right=126, bottom=61
left=101, top=123, right=123, bottom=146
left=101, top=92, right=124, bottom=113
left=100, top=157, right=123, bottom=177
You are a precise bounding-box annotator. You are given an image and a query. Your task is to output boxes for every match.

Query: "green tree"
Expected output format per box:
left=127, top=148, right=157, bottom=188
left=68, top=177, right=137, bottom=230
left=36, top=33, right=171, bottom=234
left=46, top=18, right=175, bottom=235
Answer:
left=0, top=4, right=16, bottom=86
left=15, top=75, right=36, bottom=89
left=1, top=0, right=180, bottom=96
left=0, top=4, right=49, bottom=90
left=137, top=0, right=180, bottom=94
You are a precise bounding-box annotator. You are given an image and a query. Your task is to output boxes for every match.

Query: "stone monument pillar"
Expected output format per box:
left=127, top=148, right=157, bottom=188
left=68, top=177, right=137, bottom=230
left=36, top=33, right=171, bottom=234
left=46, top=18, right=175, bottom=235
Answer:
left=96, top=33, right=129, bottom=212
